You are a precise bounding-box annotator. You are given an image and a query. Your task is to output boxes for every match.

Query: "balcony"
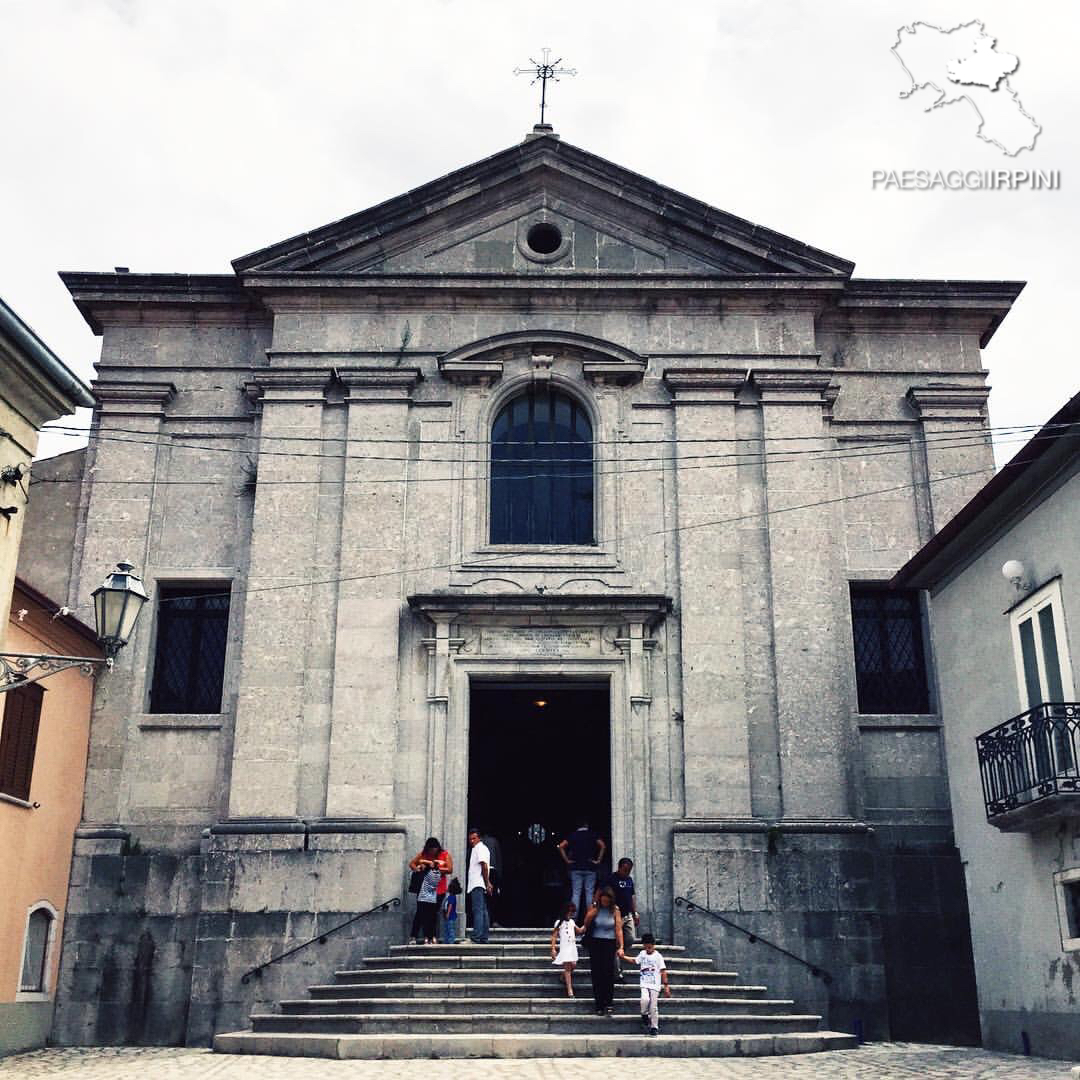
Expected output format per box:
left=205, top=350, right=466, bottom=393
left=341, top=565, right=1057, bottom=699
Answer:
left=977, top=703, right=1080, bottom=831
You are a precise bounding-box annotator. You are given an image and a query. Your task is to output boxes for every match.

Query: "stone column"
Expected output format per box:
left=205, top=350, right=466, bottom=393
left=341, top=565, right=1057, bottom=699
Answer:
left=906, top=385, right=993, bottom=532
left=324, top=368, right=422, bottom=819
left=74, top=381, right=175, bottom=824
left=227, top=373, right=333, bottom=819
left=755, top=371, right=849, bottom=819
left=663, top=369, right=752, bottom=818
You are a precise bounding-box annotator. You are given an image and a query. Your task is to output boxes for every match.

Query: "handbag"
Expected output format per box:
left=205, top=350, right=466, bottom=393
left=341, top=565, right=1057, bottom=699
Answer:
left=408, top=868, right=425, bottom=895
left=580, top=915, right=595, bottom=953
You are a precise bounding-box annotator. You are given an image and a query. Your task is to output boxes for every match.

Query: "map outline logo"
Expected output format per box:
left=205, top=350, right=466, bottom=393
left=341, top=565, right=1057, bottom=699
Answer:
left=892, top=20, right=1041, bottom=157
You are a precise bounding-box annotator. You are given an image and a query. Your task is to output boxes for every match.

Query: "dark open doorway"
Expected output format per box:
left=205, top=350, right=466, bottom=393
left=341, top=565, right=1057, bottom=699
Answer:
left=467, top=679, right=611, bottom=927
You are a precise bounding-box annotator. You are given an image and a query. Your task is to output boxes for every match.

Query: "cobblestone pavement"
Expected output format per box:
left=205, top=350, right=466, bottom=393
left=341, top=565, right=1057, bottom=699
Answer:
left=1, top=1045, right=1077, bottom=1078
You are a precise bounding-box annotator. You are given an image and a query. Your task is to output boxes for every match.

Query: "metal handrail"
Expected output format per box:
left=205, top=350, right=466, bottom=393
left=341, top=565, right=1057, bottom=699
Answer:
left=240, top=897, right=401, bottom=984
left=674, top=896, right=833, bottom=984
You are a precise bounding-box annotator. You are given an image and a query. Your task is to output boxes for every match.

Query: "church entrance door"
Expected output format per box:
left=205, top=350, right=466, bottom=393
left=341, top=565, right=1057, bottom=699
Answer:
left=467, top=679, right=611, bottom=928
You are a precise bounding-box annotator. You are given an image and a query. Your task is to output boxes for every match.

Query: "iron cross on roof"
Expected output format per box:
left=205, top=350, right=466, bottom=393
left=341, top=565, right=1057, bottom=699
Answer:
left=514, top=48, right=576, bottom=127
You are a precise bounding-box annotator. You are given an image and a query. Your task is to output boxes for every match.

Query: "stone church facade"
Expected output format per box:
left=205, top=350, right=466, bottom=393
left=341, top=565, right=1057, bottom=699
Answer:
left=34, top=129, right=1022, bottom=1045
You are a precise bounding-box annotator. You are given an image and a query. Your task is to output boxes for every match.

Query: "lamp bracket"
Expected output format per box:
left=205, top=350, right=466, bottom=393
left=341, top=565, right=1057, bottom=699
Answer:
left=0, top=652, right=112, bottom=692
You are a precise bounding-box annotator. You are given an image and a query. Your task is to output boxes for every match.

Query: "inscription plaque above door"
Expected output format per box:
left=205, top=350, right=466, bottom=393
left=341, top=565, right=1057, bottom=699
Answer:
left=481, top=626, right=599, bottom=657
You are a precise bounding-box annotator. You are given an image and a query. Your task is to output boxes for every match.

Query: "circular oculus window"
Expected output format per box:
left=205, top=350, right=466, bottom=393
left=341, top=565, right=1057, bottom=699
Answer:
left=517, top=217, right=570, bottom=264
left=526, top=222, right=563, bottom=255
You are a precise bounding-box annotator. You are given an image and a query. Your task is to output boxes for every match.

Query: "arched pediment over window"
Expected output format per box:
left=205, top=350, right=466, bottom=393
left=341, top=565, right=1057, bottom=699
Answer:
left=490, top=385, right=594, bottom=546
left=439, top=330, right=646, bottom=387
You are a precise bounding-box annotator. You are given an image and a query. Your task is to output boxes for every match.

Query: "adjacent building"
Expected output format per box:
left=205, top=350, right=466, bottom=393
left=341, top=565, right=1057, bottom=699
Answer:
left=893, top=390, right=1080, bottom=1060
left=0, top=583, right=102, bottom=1055
left=0, top=298, right=96, bottom=1055
left=40, top=128, right=1025, bottom=1045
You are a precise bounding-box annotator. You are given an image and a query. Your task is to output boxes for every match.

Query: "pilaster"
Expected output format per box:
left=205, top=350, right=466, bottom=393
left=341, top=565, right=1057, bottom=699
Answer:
left=228, top=371, right=341, bottom=818
left=324, top=368, right=422, bottom=818
left=664, top=368, right=753, bottom=818
left=907, top=385, right=993, bottom=532
left=754, top=370, right=850, bottom=819
left=75, top=381, right=176, bottom=824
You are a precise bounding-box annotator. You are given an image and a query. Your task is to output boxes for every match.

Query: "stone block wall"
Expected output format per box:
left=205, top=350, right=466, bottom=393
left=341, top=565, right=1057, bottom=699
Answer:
left=52, top=823, right=407, bottom=1047
left=672, top=826, right=980, bottom=1043
left=673, top=826, right=886, bottom=1038
left=53, top=828, right=202, bottom=1046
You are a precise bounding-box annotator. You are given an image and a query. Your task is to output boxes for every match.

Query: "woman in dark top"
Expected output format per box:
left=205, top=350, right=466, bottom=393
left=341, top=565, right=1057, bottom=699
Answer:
left=581, top=885, right=625, bottom=1015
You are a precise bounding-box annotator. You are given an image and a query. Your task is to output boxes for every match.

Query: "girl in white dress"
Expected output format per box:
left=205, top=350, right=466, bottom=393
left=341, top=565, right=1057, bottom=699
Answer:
left=550, top=901, right=583, bottom=997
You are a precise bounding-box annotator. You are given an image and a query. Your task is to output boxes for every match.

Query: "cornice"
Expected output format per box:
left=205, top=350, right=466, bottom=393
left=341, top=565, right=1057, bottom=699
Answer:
left=244, top=367, right=422, bottom=406
left=438, top=330, right=648, bottom=387
left=752, top=370, right=836, bottom=409
left=662, top=368, right=747, bottom=405
left=92, top=380, right=176, bottom=417
left=407, top=591, right=673, bottom=629
left=906, top=384, right=990, bottom=420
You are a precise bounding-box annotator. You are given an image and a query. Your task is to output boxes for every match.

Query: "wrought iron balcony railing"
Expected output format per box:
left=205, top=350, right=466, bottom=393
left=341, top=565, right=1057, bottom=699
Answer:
left=977, top=703, right=1080, bottom=830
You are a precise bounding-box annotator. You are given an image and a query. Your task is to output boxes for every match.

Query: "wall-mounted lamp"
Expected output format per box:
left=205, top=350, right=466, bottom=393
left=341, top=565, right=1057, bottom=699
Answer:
left=1, top=561, right=149, bottom=691
left=1001, top=559, right=1029, bottom=590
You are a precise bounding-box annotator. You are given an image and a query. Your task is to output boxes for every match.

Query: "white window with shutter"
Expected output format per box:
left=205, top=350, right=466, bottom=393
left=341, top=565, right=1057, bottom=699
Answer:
left=1009, top=579, right=1076, bottom=778
left=1010, top=579, right=1075, bottom=710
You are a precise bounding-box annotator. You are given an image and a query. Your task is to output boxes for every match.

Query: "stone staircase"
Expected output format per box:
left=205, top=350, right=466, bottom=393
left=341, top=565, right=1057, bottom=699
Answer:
left=214, top=926, right=858, bottom=1059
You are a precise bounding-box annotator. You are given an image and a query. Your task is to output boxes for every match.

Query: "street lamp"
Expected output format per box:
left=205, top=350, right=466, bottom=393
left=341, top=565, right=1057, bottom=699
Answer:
left=1, top=561, right=149, bottom=691
left=91, top=561, right=149, bottom=659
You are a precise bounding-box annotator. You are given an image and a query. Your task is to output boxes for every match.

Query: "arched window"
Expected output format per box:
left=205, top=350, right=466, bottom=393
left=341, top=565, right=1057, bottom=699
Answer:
left=20, top=905, right=55, bottom=993
left=490, top=385, right=594, bottom=545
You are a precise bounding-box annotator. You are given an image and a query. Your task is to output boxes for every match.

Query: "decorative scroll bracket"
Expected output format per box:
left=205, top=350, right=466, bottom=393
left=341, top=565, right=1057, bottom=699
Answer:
left=0, top=652, right=111, bottom=692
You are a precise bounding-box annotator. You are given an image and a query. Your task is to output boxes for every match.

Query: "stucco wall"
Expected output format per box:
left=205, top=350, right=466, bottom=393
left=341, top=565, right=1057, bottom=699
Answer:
left=0, top=599, right=98, bottom=1054
left=928, top=462, right=1080, bottom=1060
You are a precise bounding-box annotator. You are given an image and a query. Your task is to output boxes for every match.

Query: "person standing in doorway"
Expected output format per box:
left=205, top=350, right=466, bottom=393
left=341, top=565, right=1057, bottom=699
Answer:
left=481, top=828, right=502, bottom=925
left=581, top=886, right=624, bottom=1015
left=559, top=819, right=605, bottom=919
left=467, top=827, right=494, bottom=944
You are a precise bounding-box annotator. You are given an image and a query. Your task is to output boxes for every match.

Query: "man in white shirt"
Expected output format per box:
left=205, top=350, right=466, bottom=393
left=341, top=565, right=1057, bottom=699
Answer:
left=466, top=827, right=493, bottom=943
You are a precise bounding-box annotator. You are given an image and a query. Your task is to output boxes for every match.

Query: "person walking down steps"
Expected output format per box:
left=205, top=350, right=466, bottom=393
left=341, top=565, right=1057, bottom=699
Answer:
left=581, top=885, right=624, bottom=1016
left=550, top=901, right=583, bottom=997
left=622, top=932, right=671, bottom=1037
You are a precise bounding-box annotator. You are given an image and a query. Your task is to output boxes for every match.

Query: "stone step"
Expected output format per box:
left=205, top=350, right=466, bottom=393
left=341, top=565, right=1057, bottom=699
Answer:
left=215, top=1030, right=860, bottom=1059
left=391, top=942, right=688, bottom=957
left=308, top=981, right=768, bottom=1000
left=332, top=967, right=740, bottom=985
left=249, top=1012, right=826, bottom=1036
left=347, top=955, right=714, bottom=971
left=280, top=997, right=798, bottom=1016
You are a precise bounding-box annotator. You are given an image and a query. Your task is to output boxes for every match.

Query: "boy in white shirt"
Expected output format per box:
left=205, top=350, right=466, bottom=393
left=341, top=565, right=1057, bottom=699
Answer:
left=621, top=932, right=670, bottom=1036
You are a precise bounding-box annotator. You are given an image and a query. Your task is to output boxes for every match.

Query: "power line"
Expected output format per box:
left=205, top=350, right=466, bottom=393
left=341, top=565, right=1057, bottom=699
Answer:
left=42, top=417, right=1064, bottom=454
left=147, top=457, right=1015, bottom=606
left=26, top=428, right=1054, bottom=488
left=31, top=419, right=1065, bottom=480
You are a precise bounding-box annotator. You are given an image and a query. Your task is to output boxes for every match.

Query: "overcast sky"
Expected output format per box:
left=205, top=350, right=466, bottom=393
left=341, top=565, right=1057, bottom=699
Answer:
left=2, top=0, right=1076, bottom=462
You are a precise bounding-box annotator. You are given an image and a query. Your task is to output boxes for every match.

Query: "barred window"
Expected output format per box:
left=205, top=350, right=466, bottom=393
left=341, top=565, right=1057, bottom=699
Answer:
left=490, top=386, right=594, bottom=545
left=149, top=585, right=231, bottom=713
left=850, top=586, right=931, bottom=714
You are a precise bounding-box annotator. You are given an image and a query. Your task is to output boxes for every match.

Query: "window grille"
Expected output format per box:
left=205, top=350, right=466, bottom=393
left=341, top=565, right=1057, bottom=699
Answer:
left=149, top=586, right=230, bottom=713
left=490, top=386, right=594, bottom=545
left=850, top=587, right=931, bottom=714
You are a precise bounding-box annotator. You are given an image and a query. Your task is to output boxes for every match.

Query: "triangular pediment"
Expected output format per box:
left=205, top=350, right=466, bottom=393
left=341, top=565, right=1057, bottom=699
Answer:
left=233, top=135, right=854, bottom=277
